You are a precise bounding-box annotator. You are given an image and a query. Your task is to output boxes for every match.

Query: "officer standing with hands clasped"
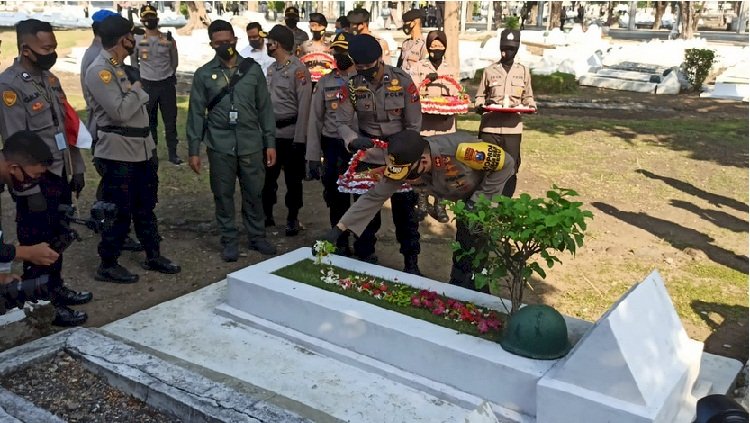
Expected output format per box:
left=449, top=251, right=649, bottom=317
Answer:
left=187, top=20, right=277, bottom=262
left=335, top=34, right=422, bottom=274
left=397, top=9, right=426, bottom=73
left=318, top=129, right=514, bottom=292
left=0, top=19, right=91, bottom=327
left=85, top=15, right=180, bottom=283
left=131, top=4, right=182, bottom=165
left=263, top=25, right=312, bottom=237
left=305, top=32, right=357, bottom=256
left=475, top=28, right=536, bottom=198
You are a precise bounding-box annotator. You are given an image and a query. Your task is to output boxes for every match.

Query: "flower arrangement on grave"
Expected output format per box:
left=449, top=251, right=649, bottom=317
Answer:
left=337, top=138, right=412, bottom=194
left=418, top=75, right=471, bottom=115
left=300, top=52, right=334, bottom=82
left=449, top=186, right=593, bottom=315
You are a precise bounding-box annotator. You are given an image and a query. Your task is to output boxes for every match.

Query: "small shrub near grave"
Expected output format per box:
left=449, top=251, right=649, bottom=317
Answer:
left=682, top=48, right=716, bottom=92
left=531, top=72, right=578, bottom=94
left=503, top=16, right=521, bottom=30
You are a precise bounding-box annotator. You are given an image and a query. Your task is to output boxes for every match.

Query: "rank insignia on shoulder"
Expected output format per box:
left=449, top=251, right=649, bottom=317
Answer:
left=99, top=70, right=113, bottom=84
left=3, top=91, right=17, bottom=107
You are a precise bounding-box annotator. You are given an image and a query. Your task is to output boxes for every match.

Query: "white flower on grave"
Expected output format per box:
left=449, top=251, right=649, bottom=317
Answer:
left=481, top=268, right=489, bottom=275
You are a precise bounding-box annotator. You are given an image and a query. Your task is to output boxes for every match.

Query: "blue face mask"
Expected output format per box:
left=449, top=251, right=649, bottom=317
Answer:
left=335, top=28, right=343, bottom=34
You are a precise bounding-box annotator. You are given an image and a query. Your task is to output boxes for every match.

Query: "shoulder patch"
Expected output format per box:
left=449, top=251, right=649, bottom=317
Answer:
left=295, top=69, right=305, bottom=80
left=99, top=70, right=113, bottom=84
left=3, top=91, right=17, bottom=107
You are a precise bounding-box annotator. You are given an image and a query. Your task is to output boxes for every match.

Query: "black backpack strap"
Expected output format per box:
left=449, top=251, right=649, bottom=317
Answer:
left=206, top=57, right=257, bottom=112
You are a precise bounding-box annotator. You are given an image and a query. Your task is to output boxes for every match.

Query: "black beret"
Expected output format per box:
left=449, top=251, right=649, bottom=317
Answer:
left=348, top=34, right=381, bottom=64
left=285, top=6, right=300, bottom=17
left=309, top=13, right=327, bottom=26
left=500, top=29, right=521, bottom=49
left=402, top=9, right=425, bottom=23
left=268, top=24, right=294, bottom=52
left=384, top=130, right=428, bottom=181
left=140, top=4, right=157, bottom=19
left=347, top=8, right=370, bottom=24
left=99, top=15, right=144, bottom=40
left=330, top=31, right=352, bottom=50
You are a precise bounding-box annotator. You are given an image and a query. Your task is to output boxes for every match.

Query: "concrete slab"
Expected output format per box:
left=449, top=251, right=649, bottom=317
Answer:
left=0, top=389, right=65, bottom=423
left=578, top=75, right=659, bottom=93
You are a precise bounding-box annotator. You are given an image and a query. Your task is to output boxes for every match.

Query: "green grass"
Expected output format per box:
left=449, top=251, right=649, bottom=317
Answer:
left=274, top=259, right=504, bottom=343
left=1, top=29, right=91, bottom=65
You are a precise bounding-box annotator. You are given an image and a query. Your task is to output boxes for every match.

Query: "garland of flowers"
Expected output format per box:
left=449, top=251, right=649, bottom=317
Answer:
left=337, top=138, right=412, bottom=195
left=418, top=75, right=471, bottom=115
left=301, top=52, right=334, bottom=82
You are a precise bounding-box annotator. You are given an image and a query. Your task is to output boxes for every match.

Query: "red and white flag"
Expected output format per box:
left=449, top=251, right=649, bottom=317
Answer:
left=63, top=100, right=92, bottom=149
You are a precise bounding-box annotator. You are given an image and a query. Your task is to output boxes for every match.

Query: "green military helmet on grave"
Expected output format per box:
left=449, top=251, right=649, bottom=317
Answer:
left=500, top=304, right=571, bottom=360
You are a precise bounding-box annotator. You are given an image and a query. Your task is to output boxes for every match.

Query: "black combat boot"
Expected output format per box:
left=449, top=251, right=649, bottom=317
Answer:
left=403, top=255, right=422, bottom=275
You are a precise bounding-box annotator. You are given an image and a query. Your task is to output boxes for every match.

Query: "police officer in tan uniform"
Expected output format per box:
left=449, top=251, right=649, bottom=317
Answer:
left=305, top=32, right=357, bottom=256
left=335, top=34, right=422, bottom=274
left=263, top=25, right=312, bottom=237
left=131, top=4, right=181, bottom=165
left=0, top=19, right=91, bottom=327
left=299, top=13, right=330, bottom=57
left=319, top=129, right=514, bottom=291
left=475, top=29, right=536, bottom=198
left=283, top=6, right=309, bottom=56
left=86, top=15, right=180, bottom=283
left=346, top=8, right=391, bottom=63
left=397, top=9, right=426, bottom=73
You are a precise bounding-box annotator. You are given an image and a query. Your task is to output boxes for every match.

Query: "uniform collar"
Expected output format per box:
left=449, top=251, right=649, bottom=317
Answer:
left=100, top=49, right=122, bottom=66
left=10, top=58, right=45, bottom=80
left=208, top=55, right=239, bottom=69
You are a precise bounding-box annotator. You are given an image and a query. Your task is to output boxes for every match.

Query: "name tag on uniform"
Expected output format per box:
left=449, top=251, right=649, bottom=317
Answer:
left=54, top=132, right=67, bottom=151
left=228, top=111, right=238, bottom=127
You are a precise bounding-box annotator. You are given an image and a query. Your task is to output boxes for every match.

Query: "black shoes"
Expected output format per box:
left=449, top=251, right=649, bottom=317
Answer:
left=52, top=305, right=87, bottom=327
left=222, top=244, right=239, bottom=262
left=142, top=256, right=181, bottom=274
left=416, top=194, right=430, bottom=222
left=403, top=255, right=422, bottom=275
left=168, top=156, right=184, bottom=165
left=122, top=236, right=144, bottom=252
left=431, top=203, right=450, bottom=223
left=285, top=220, right=303, bottom=236
left=249, top=238, right=277, bottom=255
left=53, top=285, right=93, bottom=306
left=96, top=264, right=139, bottom=283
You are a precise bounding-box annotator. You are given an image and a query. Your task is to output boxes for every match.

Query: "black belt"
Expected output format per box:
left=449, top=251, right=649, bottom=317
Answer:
left=361, top=131, right=390, bottom=141
left=101, top=126, right=150, bottom=137
left=142, top=75, right=176, bottom=85
left=276, top=116, right=297, bottom=129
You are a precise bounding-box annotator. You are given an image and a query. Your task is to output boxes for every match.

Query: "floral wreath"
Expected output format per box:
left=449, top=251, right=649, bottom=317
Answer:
left=301, top=52, right=334, bottom=82
left=418, top=75, right=471, bottom=115
left=337, top=138, right=412, bottom=195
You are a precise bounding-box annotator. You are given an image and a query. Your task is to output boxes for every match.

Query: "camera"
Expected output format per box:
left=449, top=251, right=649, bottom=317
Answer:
left=0, top=275, right=50, bottom=315
left=51, top=201, right=117, bottom=253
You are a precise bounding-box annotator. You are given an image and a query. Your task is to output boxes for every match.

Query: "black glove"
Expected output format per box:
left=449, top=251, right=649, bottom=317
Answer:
left=122, top=65, right=140, bottom=83
left=306, top=160, right=322, bottom=181
left=69, top=174, right=85, bottom=198
left=426, top=72, right=438, bottom=82
left=475, top=104, right=485, bottom=114
left=348, top=137, right=375, bottom=152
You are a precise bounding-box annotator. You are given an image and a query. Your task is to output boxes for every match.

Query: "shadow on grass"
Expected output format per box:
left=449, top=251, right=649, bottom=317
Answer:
left=691, top=300, right=749, bottom=362
left=638, top=169, right=749, bottom=213
left=592, top=202, right=749, bottom=274
left=670, top=199, right=749, bottom=233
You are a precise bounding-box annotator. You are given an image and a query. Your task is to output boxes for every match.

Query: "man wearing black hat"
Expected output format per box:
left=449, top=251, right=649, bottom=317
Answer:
left=0, top=19, right=91, bottom=326
left=283, top=6, right=308, bottom=56
left=346, top=8, right=391, bottom=62
left=305, top=32, right=358, bottom=256
left=131, top=4, right=182, bottom=165
left=318, top=129, right=514, bottom=291
left=474, top=28, right=536, bottom=198
left=85, top=14, right=181, bottom=282
left=263, top=25, right=312, bottom=237
left=397, top=9, right=426, bottom=73
left=335, top=34, right=422, bottom=274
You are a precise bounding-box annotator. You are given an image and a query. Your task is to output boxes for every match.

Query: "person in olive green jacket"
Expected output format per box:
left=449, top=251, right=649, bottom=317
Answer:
left=186, top=20, right=277, bottom=262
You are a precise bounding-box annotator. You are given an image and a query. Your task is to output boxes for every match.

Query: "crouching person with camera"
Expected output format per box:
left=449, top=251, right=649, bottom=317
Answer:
left=85, top=15, right=180, bottom=283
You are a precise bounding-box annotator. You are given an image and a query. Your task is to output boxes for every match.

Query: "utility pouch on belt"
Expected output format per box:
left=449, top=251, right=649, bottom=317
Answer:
left=456, top=142, right=506, bottom=172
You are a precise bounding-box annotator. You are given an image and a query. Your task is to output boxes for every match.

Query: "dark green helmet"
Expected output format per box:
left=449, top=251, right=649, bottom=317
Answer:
left=500, top=304, right=571, bottom=360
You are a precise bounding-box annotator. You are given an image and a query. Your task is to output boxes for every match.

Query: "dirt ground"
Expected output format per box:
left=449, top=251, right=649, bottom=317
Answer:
left=1, top=70, right=747, bottom=364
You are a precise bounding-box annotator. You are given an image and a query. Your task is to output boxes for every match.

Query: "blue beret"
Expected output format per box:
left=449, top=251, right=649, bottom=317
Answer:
left=92, top=9, right=118, bottom=23
left=349, top=34, right=382, bottom=64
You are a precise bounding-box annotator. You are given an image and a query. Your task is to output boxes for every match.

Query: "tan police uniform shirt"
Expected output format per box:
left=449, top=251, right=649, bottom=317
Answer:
left=400, top=37, right=426, bottom=73
left=267, top=56, right=312, bottom=143
left=131, top=32, right=178, bottom=82
left=0, top=60, right=85, bottom=186
left=409, top=58, right=460, bottom=136
left=84, top=50, right=155, bottom=162
left=306, top=68, right=357, bottom=162
left=336, top=65, right=422, bottom=165
left=474, top=61, right=536, bottom=135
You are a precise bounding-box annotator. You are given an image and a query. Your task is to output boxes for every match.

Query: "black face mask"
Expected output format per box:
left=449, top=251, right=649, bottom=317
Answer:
left=312, top=30, right=325, bottom=41
left=26, top=47, right=57, bottom=71
left=249, top=39, right=264, bottom=49
left=500, top=48, right=517, bottom=65
left=285, top=18, right=299, bottom=28
left=357, top=63, right=379, bottom=82
left=266, top=46, right=277, bottom=58
left=428, top=49, right=445, bottom=62
left=333, top=53, right=353, bottom=70
left=402, top=23, right=413, bottom=35
left=11, top=166, right=40, bottom=193
left=215, top=43, right=237, bottom=60
left=143, top=19, right=158, bottom=30
left=122, top=39, right=135, bottom=56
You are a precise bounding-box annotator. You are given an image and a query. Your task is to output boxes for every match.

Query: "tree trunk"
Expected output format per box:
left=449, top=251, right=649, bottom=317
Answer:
left=652, top=1, right=667, bottom=30
left=509, top=265, right=525, bottom=315
left=444, top=2, right=460, bottom=72
left=605, top=2, right=616, bottom=26
left=627, top=1, right=637, bottom=30
left=528, top=1, right=538, bottom=26
left=459, top=1, right=468, bottom=32
left=549, top=1, right=562, bottom=30
left=679, top=1, right=703, bottom=39
left=178, top=1, right=211, bottom=35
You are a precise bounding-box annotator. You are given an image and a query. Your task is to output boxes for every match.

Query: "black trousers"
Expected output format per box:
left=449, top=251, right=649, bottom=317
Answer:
left=480, top=132, right=522, bottom=197
left=15, top=171, right=71, bottom=292
left=262, top=138, right=305, bottom=222
left=143, top=76, right=178, bottom=154
left=321, top=136, right=353, bottom=248
left=95, top=158, right=160, bottom=265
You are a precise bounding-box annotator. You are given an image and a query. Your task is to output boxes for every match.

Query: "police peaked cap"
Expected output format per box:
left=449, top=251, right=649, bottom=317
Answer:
left=99, top=15, right=144, bottom=39
left=330, top=32, right=352, bottom=50
left=140, top=4, right=158, bottom=18
left=347, top=8, right=370, bottom=24
left=388, top=130, right=428, bottom=165
left=309, top=13, right=328, bottom=26
left=500, top=28, right=521, bottom=49
left=268, top=24, right=295, bottom=52
left=402, top=9, right=425, bottom=23
left=348, top=34, right=381, bottom=64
